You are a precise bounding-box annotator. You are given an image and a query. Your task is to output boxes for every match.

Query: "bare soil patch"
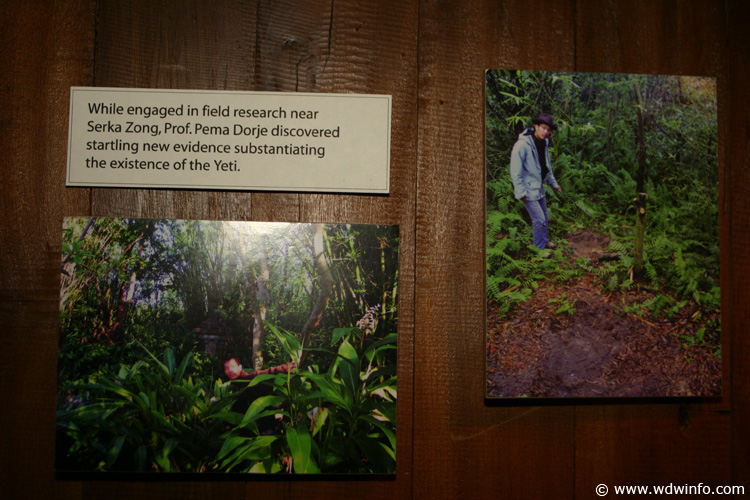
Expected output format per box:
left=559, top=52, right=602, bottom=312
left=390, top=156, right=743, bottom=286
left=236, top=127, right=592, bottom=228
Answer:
left=566, top=229, right=610, bottom=259
left=486, top=229, right=721, bottom=399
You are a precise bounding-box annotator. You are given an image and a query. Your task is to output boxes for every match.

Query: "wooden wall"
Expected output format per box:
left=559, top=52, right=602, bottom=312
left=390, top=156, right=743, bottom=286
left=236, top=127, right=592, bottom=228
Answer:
left=0, top=1, right=746, bottom=498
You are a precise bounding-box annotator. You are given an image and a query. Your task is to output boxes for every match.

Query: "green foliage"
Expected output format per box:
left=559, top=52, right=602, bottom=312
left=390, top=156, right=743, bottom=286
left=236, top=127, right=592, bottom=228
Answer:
left=295, top=338, right=396, bottom=473
left=57, top=218, right=399, bottom=474
left=486, top=71, right=719, bottom=348
left=211, top=324, right=396, bottom=474
left=57, top=345, right=236, bottom=472
left=549, top=295, right=577, bottom=315
left=676, top=327, right=706, bottom=348
left=57, top=324, right=397, bottom=474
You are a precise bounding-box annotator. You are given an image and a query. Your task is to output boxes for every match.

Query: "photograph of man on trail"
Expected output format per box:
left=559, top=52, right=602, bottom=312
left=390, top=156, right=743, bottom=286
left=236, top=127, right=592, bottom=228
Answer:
left=486, top=70, right=720, bottom=399
left=56, top=218, right=398, bottom=473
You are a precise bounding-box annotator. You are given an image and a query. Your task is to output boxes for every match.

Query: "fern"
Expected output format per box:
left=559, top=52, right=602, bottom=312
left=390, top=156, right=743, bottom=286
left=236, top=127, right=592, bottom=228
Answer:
left=554, top=268, right=583, bottom=283
left=486, top=275, right=505, bottom=301
left=608, top=238, right=629, bottom=255
left=603, top=168, right=637, bottom=213
left=606, top=273, right=620, bottom=291
left=549, top=295, right=577, bottom=315
left=642, top=294, right=672, bottom=316
left=619, top=279, right=636, bottom=291
left=644, top=260, right=660, bottom=286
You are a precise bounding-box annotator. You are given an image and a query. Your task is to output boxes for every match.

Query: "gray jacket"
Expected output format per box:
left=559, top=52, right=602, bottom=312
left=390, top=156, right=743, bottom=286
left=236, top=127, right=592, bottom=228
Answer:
left=509, top=128, right=559, bottom=201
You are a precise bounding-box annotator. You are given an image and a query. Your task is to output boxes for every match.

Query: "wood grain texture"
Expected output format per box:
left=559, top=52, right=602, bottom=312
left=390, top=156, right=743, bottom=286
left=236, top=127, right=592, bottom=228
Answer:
left=576, top=405, right=731, bottom=495
left=1, top=0, right=748, bottom=498
left=727, top=0, right=750, bottom=491
left=576, top=1, right=725, bottom=76
left=414, top=1, right=577, bottom=498
left=0, top=0, right=93, bottom=289
left=0, top=1, right=94, bottom=499
left=92, top=0, right=259, bottom=221
left=574, top=2, right=733, bottom=496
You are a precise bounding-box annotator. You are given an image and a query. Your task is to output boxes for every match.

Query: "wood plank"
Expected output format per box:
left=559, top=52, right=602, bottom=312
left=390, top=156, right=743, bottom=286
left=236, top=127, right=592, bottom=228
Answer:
left=91, top=0, right=259, bottom=221
left=1, top=300, right=83, bottom=500
left=727, top=0, right=750, bottom=491
left=0, top=1, right=95, bottom=499
left=0, top=0, right=93, bottom=289
left=576, top=405, right=731, bottom=494
left=415, top=1, right=577, bottom=498
left=576, top=1, right=725, bottom=76
left=574, top=1, right=732, bottom=496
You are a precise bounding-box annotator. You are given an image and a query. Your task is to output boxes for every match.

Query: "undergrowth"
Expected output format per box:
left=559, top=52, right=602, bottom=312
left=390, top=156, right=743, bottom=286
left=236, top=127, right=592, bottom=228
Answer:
left=486, top=71, right=719, bottom=353
left=486, top=176, right=720, bottom=339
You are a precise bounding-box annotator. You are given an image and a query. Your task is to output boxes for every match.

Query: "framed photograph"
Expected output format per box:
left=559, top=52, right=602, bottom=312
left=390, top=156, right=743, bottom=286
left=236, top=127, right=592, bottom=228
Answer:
left=56, top=217, right=398, bottom=475
left=485, top=70, right=720, bottom=399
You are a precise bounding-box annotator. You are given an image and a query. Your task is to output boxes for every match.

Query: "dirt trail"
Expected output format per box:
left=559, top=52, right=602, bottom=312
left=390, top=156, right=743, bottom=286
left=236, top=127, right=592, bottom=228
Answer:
left=487, top=229, right=721, bottom=399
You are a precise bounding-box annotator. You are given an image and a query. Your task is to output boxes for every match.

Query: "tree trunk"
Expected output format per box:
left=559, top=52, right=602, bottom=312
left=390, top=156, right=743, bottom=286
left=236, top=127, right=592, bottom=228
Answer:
left=634, top=192, right=648, bottom=278
left=634, top=79, right=647, bottom=192
left=299, top=224, right=334, bottom=364
left=633, top=80, right=648, bottom=278
left=252, top=232, right=271, bottom=371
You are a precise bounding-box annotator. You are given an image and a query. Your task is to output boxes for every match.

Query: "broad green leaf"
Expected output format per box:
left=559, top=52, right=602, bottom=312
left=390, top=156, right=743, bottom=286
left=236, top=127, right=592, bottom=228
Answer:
left=217, top=436, right=250, bottom=461
left=163, top=348, right=175, bottom=377
left=136, top=445, right=148, bottom=471
left=267, top=322, right=302, bottom=362
left=286, top=426, right=320, bottom=474
left=174, top=351, right=192, bottom=383
left=354, top=435, right=394, bottom=473
left=99, top=383, right=137, bottom=401
left=303, top=372, right=350, bottom=411
left=139, top=344, right=170, bottom=379
left=219, top=435, right=277, bottom=469
left=154, top=438, right=179, bottom=471
left=321, top=452, right=344, bottom=469
left=248, top=460, right=282, bottom=473
left=359, top=414, right=396, bottom=451
left=138, top=391, right=151, bottom=411
left=309, top=406, right=329, bottom=437
left=370, top=385, right=397, bottom=401
left=211, top=410, right=244, bottom=426
left=337, top=340, right=359, bottom=400
left=106, top=435, right=126, bottom=467
left=331, top=327, right=359, bottom=346
left=363, top=333, right=397, bottom=357
left=239, top=395, right=285, bottom=428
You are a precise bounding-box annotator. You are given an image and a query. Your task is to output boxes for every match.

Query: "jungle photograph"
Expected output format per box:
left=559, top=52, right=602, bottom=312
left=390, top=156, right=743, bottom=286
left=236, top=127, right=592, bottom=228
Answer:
left=485, top=70, right=720, bottom=399
left=56, top=217, right=398, bottom=474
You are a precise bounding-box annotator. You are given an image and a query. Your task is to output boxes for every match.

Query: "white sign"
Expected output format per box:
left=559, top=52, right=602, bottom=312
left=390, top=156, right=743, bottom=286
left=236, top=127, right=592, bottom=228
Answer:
left=67, top=87, right=391, bottom=193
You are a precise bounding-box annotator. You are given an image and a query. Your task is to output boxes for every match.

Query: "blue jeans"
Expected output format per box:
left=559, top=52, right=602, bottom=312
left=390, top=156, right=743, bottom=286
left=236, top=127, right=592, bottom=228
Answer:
left=523, top=197, right=549, bottom=250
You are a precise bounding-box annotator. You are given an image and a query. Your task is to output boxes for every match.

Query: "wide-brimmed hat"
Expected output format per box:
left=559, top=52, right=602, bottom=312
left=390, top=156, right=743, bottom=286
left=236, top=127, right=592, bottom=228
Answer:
left=532, top=113, right=557, bottom=130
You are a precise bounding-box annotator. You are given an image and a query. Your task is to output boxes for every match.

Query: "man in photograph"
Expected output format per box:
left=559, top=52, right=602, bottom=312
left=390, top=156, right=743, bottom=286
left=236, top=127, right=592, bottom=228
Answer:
left=510, top=113, right=563, bottom=251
